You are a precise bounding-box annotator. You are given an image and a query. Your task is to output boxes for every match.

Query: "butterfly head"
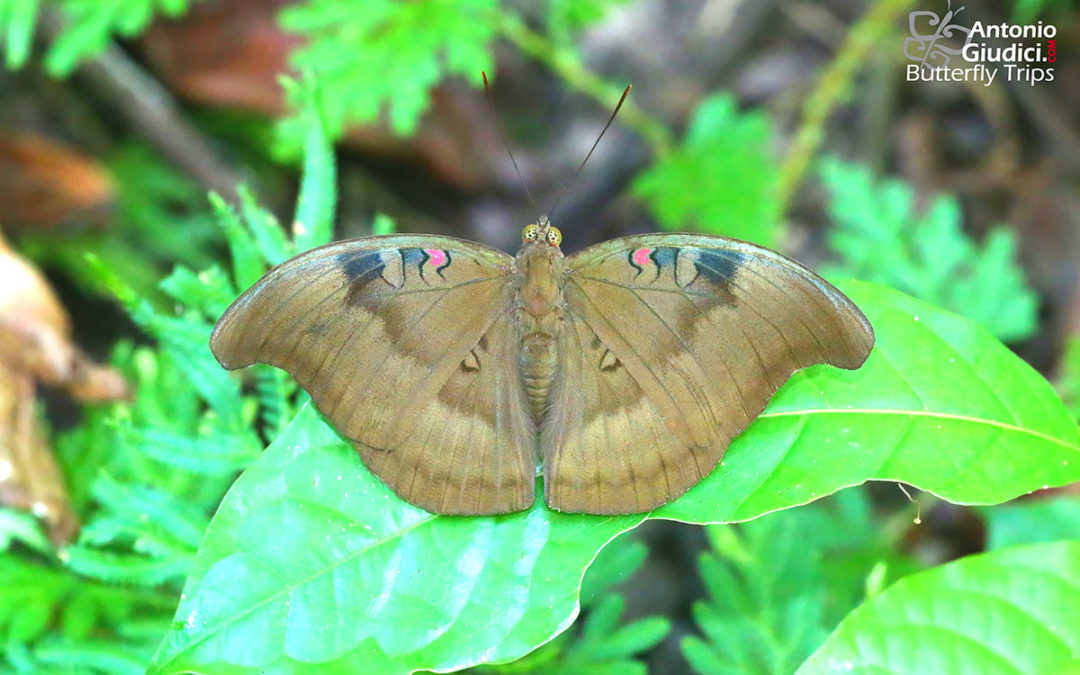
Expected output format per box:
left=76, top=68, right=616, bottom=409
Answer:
left=522, top=217, right=562, bottom=249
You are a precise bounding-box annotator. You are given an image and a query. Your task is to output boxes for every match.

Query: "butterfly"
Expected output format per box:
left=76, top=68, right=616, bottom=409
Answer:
left=210, top=217, right=874, bottom=515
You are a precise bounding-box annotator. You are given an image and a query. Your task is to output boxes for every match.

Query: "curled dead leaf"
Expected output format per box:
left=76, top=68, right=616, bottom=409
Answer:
left=0, top=229, right=129, bottom=545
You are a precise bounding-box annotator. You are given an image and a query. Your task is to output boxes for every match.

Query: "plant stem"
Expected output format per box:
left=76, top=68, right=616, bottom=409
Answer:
left=777, top=0, right=917, bottom=212
left=497, top=13, right=673, bottom=156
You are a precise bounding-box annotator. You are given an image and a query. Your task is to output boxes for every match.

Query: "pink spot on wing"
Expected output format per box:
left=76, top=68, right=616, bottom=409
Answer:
left=425, top=249, right=447, bottom=267
left=632, top=247, right=653, bottom=267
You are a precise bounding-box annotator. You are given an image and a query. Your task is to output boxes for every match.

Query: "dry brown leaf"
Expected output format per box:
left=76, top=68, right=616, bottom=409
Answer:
left=0, top=132, right=114, bottom=230
left=0, top=229, right=129, bottom=544
left=138, top=0, right=497, bottom=189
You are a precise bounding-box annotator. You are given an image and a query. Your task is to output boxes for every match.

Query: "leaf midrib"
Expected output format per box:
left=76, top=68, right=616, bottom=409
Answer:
left=153, top=511, right=437, bottom=672
left=759, top=408, right=1080, bottom=452
left=155, top=406, right=1079, bottom=672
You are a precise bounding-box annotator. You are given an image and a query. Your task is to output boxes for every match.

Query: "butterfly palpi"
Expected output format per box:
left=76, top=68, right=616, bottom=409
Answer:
left=210, top=216, right=875, bottom=515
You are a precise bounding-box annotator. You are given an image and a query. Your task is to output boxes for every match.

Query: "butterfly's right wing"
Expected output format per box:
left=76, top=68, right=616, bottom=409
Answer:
left=210, top=235, right=535, bottom=514
left=543, top=234, right=874, bottom=514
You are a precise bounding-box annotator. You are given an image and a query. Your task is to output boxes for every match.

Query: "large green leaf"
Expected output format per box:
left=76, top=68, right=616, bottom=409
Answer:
left=151, top=281, right=1080, bottom=674
left=658, top=278, right=1079, bottom=522
left=797, top=541, right=1080, bottom=674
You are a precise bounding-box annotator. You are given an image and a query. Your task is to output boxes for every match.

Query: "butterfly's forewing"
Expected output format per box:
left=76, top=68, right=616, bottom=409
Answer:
left=210, top=235, right=535, bottom=514
left=544, top=234, right=875, bottom=513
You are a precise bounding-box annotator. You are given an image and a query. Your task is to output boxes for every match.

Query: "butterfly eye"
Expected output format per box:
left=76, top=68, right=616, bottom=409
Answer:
left=522, top=225, right=539, bottom=242
left=547, top=227, right=562, bottom=246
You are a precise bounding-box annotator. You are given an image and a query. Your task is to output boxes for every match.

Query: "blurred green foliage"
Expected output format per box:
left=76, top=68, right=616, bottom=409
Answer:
left=1013, top=0, right=1075, bottom=21
left=276, top=0, right=498, bottom=154
left=983, top=496, right=1080, bottom=550
left=545, top=0, right=633, bottom=42
left=1056, top=337, right=1080, bottom=421
left=682, top=489, right=920, bottom=675
left=820, top=158, right=1039, bottom=342
left=0, top=0, right=37, bottom=68
left=0, top=76, right=332, bottom=673
left=633, top=94, right=781, bottom=247
left=16, top=143, right=220, bottom=307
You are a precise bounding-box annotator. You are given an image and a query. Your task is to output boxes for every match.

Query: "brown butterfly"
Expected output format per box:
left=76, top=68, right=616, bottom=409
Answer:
left=210, top=217, right=874, bottom=515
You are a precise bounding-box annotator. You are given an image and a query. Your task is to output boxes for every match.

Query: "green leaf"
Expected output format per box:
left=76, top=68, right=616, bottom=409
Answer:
left=276, top=0, right=497, bottom=153
left=820, top=157, right=1038, bottom=341
left=1056, top=336, right=1080, bottom=421
left=0, top=0, right=38, bottom=68
left=46, top=0, right=195, bottom=75
left=578, top=534, right=647, bottom=607
left=289, top=75, right=337, bottom=252
left=0, top=509, right=52, bottom=555
left=372, top=212, right=397, bottom=236
left=658, top=279, right=1079, bottom=522
left=150, top=408, right=641, bottom=674
left=211, top=192, right=265, bottom=291
left=683, top=489, right=920, bottom=675
left=238, top=186, right=291, bottom=266
left=544, top=0, right=632, bottom=41
left=633, top=93, right=781, bottom=247
left=797, top=541, right=1080, bottom=674
left=152, top=281, right=1079, bottom=673
left=984, top=496, right=1080, bottom=550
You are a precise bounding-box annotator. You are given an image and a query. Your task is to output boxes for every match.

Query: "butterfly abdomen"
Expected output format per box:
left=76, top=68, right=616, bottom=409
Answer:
left=520, top=332, right=558, bottom=421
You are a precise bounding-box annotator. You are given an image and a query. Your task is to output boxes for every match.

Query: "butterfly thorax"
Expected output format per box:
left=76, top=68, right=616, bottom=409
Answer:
left=514, top=223, right=565, bottom=423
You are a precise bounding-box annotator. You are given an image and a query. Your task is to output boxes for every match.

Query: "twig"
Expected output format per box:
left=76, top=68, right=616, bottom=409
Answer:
left=497, top=13, right=673, bottom=156
left=39, top=7, right=245, bottom=202
left=777, top=0, right=918, bottom=212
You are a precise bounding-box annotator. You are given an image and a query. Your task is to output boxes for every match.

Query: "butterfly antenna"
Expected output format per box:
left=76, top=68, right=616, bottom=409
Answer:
left=547, top=84, right=631, bottom=223
left=482, top=71, right=537, bottom=212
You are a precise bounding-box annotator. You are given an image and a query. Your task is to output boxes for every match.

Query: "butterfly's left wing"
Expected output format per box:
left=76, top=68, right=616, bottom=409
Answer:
left=543, top=234, right=874, bottom=513
left=210, top=235, right=535, bottom=514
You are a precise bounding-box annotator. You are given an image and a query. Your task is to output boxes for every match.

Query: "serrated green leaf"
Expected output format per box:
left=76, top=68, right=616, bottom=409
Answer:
left=62, top=548, right=191, bottom=587
left=276, top=0, right=497, bottom=154
left=681, top=635, right=729, bottom=675
left=291, top=76, right=337, bottom=252
left=820, top=158, right=1038, bottom=341
left=797, top=541, right=1080, bottom=674
left=211, top=193, right=266, bottom=291
left=152, top=281, right=1079, bottom=673
left=159, top=265, right=236, bottom=320
left=45, top=0, right=196, bottom=75
left=633, top=93, right=780, bottom=246
left=238, top=186, right=291, bottom=266
left=682, top=488, right=913, bottom=675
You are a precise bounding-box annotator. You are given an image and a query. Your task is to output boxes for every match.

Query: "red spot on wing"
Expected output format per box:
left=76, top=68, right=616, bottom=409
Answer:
left=632, top=247, right=653, bottom=267
left=424, top=249, right=447, bottom=267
